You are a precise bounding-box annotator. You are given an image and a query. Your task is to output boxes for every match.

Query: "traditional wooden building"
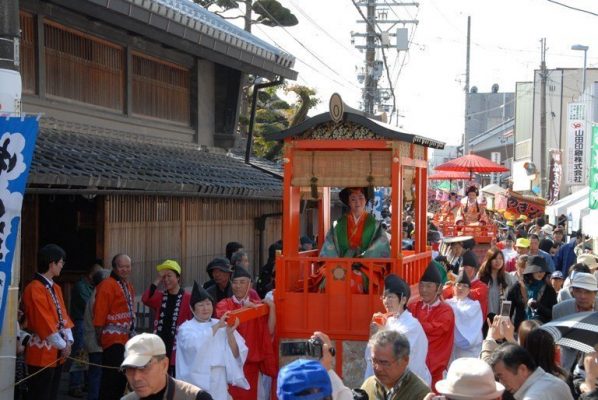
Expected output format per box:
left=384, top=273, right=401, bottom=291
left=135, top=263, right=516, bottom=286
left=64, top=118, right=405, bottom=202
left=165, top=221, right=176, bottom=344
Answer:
left=18, top=0, right=296, bottom=297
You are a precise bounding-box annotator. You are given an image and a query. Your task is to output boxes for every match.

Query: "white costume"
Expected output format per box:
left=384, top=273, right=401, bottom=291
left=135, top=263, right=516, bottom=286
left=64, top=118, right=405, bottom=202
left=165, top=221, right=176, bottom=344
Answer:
left=446, top=297, right=483, bottom=361
left=364, top=310, right=432, bottom=386
left=176, top=318, right=249, bottom=400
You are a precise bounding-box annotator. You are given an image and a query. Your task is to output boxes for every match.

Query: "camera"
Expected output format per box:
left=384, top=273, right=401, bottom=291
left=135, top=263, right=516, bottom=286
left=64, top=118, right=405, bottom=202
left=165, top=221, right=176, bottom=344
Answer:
left=280, top=337, right=335, bottom=359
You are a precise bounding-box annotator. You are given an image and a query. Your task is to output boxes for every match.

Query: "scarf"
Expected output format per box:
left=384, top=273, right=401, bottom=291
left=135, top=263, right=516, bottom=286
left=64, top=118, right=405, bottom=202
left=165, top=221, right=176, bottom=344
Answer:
left=111, top=271, right=136, bottom=334
left=155, top=288, right=183, bottom=342
left=34, top=273, right=65, bottom=333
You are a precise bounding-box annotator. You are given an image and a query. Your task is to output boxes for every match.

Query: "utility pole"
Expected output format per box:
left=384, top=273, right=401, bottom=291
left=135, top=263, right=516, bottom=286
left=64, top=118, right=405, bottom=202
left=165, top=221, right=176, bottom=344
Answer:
left=352, top=1, right=418, bottom=116
left=463, top=16, right=471, bottom=155
left=0, top=0, right=21, bottom=398
left=539, top=38, right=547, bottom=197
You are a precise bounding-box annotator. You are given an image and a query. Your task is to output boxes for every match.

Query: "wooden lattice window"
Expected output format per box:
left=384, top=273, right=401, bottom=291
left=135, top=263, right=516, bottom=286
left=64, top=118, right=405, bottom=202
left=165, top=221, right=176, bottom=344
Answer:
left=131, top=53, right=190, bottom=124
left=44, top=21, right=124, bottom=110
left=19, top=12, right=36, bottom=94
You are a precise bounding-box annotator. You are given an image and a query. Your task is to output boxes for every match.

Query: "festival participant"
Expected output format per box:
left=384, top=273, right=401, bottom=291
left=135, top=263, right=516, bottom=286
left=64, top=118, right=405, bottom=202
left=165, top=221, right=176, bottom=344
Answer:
left=141, top=259, right=192, bottom=375
left=456, top=185, right=490, bottom=225
left=442, top=236, right=473, bottom=275
left=443, top=250, right=488, bottom=319
left=408, top=262, right=455, bottom=388
left=22, top=244, right=74, bottom=400
left=445, top=270, right=483, bottom=362
left=204, top=257, right=261, bottom=309
left=176, top=282, right=248, bottom=400
left=317, top=187, right=390, bottom=293
left=364, top=274, right=431, bottom=385
left=439, top=192, right=461, bottom=222
left=93, top=253, right=136, bottom=400
left=215, top=266, right=277, bottom=400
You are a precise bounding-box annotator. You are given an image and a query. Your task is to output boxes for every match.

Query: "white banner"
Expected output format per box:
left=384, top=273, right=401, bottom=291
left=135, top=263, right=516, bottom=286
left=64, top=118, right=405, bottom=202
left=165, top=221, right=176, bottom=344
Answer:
left=566, top=103, right=586, bottom=185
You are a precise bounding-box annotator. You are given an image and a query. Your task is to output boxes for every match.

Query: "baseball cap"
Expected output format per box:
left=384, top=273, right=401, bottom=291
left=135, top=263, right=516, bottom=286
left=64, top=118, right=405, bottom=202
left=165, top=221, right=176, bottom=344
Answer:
left=550, top=271, right=564, bottom=280
left=570, top=272, right=598, bottom=292
left=156, top=259, right=181, bottom=275
left=277, top=359, right=332, bottom=400
left=516, top=238, right=530, bottom=248
left=121, top=333, right=166, bottom=368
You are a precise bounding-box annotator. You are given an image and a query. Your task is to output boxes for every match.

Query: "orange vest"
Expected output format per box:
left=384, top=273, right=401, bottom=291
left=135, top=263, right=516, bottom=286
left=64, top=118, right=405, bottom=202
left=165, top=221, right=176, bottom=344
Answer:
left=93, top=276, right=136, bottom=349
left=23, top=278, right=73, bottom=367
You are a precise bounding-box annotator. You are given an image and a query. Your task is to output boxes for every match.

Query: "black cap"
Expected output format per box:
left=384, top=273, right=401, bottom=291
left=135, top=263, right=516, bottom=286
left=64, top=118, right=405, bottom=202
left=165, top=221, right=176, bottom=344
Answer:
left=384, top=274, right=410, bottom=300
left=232, top=265, right=252, bottom=280
left=461, top=250, right=479, bottom=269
left=207, top=257, right=233, bottom=274
left=420, top=261, right=442, bottom=284
left=523, top=255, right=547, bottom=274
left=191, top=281, right=213, bottom=308
left=339, top=187, right=369, bottom=207
left=456, top=269, right=471, bottom=286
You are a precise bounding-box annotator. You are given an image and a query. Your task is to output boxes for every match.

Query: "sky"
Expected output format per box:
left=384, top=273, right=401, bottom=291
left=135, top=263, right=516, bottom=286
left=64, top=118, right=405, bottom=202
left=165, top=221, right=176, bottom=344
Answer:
left=236, top=0, right=598, bottom=146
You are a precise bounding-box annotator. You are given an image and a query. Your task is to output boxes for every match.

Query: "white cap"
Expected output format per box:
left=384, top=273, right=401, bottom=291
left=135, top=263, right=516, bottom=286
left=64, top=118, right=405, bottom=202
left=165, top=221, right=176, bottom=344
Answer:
left=570, top=272, right=598, bottom=292
left=436, top=358, right=505, bottom=399
left=121, top=333, right=166, bottom=368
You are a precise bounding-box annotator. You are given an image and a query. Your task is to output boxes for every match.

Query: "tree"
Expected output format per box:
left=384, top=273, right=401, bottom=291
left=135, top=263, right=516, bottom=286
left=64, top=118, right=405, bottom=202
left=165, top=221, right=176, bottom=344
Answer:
left=253, top=84, right=319, bottom=160
left=193, top=0, right=298, bottom=32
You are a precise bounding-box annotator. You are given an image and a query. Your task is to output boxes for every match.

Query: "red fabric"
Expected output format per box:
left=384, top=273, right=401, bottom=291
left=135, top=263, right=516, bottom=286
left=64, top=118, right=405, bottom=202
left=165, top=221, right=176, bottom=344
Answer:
left=443, top=279, right=489, bottom=319
left=216, top=298, right=277, bottom=385
left=141, top=287, right=192, bottom=365
left=23, top=280, right=74, bottom=367
left=347, top=214, right=367, bottom=250
left=408, top=300, right=455, bottom=389
left=505, top=257, right=517, bottom=273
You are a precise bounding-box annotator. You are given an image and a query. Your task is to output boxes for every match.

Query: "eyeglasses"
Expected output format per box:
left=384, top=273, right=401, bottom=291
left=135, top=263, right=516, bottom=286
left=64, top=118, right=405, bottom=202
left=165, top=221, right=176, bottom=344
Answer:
left=371, top=357, right=398, bottom=368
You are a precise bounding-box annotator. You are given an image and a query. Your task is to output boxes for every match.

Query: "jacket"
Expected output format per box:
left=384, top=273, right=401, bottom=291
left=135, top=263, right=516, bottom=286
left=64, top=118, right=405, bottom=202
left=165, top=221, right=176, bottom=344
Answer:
left=121, top=376, right=213, bottom=400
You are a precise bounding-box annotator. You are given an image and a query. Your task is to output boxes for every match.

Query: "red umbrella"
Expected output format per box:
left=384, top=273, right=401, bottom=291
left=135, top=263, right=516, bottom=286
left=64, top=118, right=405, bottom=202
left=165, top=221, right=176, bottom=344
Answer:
left=428, top=171, right=472, bottom=180
left=435, top=153, right=509, bottom=179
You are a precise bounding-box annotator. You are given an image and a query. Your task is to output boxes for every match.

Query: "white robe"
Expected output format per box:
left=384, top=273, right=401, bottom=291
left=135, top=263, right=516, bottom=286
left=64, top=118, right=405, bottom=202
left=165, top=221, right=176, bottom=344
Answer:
left=176, top=318, right=249, bottom=400
left=446, top=297, right=483, bottom=362
left=364, top=310, right=432, bottom=386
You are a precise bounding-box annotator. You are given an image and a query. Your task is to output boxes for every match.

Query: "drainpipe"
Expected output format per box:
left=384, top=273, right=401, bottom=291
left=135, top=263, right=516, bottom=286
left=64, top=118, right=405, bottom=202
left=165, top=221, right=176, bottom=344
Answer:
left=245, top=76, right=284, bottom=164
left=255, top=212, right=282, bottom=269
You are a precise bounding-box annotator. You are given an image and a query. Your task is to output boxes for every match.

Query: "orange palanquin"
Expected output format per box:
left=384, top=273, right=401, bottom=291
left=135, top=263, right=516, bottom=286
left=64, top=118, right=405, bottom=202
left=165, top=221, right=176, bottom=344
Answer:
left=266, top=94, right=445, bottom=382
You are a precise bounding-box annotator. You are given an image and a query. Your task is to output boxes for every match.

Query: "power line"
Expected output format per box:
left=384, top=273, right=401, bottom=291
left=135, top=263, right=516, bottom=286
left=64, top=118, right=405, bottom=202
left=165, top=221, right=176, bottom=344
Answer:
left=545, top=0, right=598, bottom=17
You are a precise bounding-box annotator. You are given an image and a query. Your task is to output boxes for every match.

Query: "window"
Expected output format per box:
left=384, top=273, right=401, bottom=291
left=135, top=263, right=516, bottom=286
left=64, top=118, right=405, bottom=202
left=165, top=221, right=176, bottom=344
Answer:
left=44, top=21, right=124, bottom=110
left=20, top=12, right=36, bottom=94
left=131, top=54, right=190, bottom=124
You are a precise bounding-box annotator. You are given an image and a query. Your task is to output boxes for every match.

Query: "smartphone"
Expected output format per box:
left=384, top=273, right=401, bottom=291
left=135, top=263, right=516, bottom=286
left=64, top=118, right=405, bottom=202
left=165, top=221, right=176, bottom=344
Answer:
left=500, top=300, right=512, bottom=317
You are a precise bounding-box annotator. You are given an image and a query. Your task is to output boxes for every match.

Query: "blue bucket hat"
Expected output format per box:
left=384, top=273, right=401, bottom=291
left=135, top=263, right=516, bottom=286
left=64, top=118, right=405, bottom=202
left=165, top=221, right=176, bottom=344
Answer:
left=277, top=359, right=332, bottom=400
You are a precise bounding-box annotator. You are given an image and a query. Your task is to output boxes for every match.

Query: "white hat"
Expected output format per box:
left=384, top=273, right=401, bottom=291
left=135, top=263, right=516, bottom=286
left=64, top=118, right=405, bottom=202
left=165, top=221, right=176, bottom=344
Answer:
left=577, top=254, right=598, bottom=271
left=435, top=358, right=505, bottom=400
left=121, top=333, right=166, bottom=368
left=570, top=272, right=598, bottom=292
left=541, top=224, right=554, bottom=235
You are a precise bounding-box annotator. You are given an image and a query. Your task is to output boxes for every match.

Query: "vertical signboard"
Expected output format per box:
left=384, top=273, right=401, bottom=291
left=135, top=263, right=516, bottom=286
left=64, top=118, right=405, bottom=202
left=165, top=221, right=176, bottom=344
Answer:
left=590, top=124, right=598, bottom=210
left=566, top=103, right=586, bottom=185
left=0, top=117, right=39, bottom=333
left=548, top=149, right=562, bottom=204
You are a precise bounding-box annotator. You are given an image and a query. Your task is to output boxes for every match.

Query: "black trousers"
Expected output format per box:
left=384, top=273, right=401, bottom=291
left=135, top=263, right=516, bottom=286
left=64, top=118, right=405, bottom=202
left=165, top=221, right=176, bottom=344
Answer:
left=25, top=363, right=62, bottom=400
left=99, top=344, right=127, bottom=400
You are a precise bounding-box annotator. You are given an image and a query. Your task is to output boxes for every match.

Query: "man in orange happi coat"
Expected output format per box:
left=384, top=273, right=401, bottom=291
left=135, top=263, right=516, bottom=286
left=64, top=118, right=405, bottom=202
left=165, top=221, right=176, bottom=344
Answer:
left=22, top=244, right=74, bottom=400
left=216, top=265, right=276, bottom=400
left=408, top=261, right=455, bottom=389
left=93, top=253, right=136, bottom=400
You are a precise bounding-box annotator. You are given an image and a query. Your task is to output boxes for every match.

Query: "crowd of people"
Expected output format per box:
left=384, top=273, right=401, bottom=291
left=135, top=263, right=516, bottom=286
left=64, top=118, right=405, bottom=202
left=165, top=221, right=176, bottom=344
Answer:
left=14, top=185, right=598, bottom=400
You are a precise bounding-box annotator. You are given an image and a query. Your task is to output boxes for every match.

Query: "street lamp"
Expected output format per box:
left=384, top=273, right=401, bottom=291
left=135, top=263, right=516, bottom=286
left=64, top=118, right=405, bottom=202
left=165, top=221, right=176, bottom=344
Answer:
left=571, top=44, right=589, bottom=91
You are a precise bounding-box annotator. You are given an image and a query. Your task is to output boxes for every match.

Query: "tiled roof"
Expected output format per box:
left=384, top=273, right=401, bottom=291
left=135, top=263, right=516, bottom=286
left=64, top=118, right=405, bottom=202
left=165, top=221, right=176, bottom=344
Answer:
left=29, top=122, right=283, bottom=199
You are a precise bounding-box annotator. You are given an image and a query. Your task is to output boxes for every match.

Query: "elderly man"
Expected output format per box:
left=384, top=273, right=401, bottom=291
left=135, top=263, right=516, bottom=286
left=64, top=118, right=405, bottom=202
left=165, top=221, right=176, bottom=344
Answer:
left=121, top=333, right=213, bottom=400
left=552, top=272, right=598, bottom=372
left=361, top=330, right=430, bottom=400
left=408, top=262, right=455, bottom=388
left=215, top=266, right=276, bottom=400
left=93, top=253, right=136, bottom=400
left=488, top=343, right=573, bottom=400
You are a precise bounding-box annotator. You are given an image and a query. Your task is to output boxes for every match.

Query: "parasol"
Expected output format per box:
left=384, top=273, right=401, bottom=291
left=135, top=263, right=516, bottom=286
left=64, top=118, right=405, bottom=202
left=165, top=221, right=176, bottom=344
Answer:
left=540, top=311, right=598, bottom=353
left=429, top=170, right=471, bottom=191
left=435, top=154, right=509, bottom=180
